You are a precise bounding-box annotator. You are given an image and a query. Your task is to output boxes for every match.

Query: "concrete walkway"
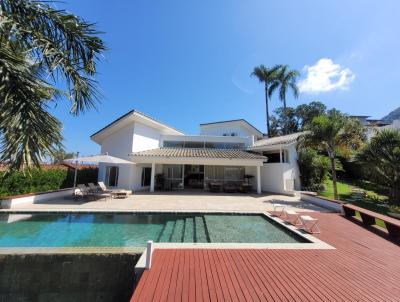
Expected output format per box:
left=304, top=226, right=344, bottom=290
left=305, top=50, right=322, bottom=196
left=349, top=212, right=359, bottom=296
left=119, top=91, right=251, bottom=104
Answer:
left=3, top=191, right=327, bottom=213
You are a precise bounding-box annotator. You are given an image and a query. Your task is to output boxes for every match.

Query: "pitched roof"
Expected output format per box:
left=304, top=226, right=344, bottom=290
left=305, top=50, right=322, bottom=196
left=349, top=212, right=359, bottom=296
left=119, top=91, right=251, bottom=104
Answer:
left=250, top=132, right=304, bottom=148
left=90, top=109, right=184, bottom=139
left=131, top=148, right=266, bottom=160
left=200, top=119, right=264, bottom=136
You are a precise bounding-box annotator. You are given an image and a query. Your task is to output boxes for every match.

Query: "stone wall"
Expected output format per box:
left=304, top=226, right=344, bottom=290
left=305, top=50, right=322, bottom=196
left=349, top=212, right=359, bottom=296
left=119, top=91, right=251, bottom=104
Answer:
left=0, top=253, right=141, bottom=302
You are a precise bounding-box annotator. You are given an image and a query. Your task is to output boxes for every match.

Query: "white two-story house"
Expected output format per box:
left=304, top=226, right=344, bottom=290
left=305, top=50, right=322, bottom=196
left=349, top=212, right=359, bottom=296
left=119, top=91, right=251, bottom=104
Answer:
left=90, top=110, right=302, bottom=195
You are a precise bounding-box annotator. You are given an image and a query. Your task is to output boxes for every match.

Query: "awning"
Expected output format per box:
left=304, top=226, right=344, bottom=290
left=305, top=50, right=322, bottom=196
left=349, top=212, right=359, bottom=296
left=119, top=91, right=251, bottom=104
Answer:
left=64, top=154, right=134, bottom=165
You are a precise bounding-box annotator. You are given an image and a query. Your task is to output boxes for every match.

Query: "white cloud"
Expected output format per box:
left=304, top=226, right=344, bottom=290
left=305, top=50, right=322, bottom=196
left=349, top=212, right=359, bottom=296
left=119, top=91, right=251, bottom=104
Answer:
left=298, top=58, right=355, bottom=94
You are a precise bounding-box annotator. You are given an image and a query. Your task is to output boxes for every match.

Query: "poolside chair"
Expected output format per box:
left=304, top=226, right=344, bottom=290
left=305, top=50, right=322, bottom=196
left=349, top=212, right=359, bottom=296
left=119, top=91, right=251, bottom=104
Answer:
left=88, top=182, right=101, bottom=193
left=79, top=184, right=111, bottom=201
left=285, top=210, right=302, bottom=226
left=76, top=184, right=95, bottom=200
left=98, top=181, right=130, bottom=193
left=272, top=202, right=286, bottom=217
left=300, top=215, right=321, bottom=234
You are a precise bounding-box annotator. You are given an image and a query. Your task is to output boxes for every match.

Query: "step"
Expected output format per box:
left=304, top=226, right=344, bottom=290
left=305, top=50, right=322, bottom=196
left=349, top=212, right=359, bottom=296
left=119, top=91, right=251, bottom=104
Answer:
left=183, top=217, right=194, bottom=242
left=159, top=220, right=175, bottom=242
left=170, top=219, right=184, bottom=242
left=195, top=216, right=209, bottom=243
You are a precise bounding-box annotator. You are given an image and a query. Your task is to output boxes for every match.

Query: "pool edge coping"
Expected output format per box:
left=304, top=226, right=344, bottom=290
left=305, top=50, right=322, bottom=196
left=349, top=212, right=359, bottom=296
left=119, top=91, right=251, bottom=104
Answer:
left=0, top=211, right=334, bottom=255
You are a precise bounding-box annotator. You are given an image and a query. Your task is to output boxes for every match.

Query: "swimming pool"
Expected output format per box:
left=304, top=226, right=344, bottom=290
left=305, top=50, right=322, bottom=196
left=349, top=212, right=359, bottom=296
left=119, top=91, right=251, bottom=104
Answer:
left=0, top=212, right=309, bottom=247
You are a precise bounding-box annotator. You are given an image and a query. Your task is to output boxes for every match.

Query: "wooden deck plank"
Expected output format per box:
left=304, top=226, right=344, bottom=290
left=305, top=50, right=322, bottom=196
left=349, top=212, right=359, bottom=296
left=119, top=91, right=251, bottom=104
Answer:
left=131, top=213, right=400, bottom=302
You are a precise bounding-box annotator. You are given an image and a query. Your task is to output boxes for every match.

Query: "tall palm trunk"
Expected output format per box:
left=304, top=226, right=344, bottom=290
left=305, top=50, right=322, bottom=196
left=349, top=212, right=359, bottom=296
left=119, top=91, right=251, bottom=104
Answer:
left=283, top=99, right=286, bottom=110
left=265, top=84, right=270, bottom=137
left=329, top=154, right=338, bottom=200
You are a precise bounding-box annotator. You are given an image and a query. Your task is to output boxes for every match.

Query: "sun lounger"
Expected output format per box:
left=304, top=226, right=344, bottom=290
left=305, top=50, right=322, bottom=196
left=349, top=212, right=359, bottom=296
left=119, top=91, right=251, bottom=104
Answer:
left=300, top=215, right=321, bottom=234
left=88, top=183, right=101, bottom=193
left=272, top=202, right=286, bottom=217
left=285, top=210, right=301, bottom=226
left=78, top=184, right=111, bottom=201
left=98, top=181, right=130, bottom=194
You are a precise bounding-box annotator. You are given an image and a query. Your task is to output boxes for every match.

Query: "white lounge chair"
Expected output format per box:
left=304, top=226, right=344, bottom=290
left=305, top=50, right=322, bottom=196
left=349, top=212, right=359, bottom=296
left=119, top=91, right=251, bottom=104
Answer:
left=272, top=202, right=286, bottom=217
left=98, top=181, right=131, bottom=194
left=285, top=210, right=301, bottom=226
left=78, top=184, right=111, bottom=201
left=300, top=215, right=321, bottom=234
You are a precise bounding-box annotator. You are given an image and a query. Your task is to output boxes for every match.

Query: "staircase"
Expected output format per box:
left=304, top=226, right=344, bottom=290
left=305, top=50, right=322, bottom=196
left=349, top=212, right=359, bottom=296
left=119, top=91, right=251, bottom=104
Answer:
left=157, top=215, right=211, bottom=243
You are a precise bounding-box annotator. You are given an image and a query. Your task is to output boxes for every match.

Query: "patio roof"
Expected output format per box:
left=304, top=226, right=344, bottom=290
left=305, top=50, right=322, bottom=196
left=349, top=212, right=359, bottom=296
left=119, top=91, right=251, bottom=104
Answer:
left=130, top=148, right=266, bottom=160
left=250, top=132, right=305, bottom=149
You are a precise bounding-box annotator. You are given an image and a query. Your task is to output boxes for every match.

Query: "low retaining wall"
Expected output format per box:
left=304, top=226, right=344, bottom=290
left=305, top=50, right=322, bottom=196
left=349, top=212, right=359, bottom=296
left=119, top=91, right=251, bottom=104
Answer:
left=0, top=188, right=74, bottom=209
left=300, top=192, right=343, bottom=212
left=0, top=253, right=140, bottom=302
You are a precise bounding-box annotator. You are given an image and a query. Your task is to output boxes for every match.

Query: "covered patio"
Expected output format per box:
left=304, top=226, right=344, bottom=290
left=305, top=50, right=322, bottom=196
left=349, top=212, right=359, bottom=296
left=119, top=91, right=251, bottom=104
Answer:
left=130, top=148, right=266, bottom=194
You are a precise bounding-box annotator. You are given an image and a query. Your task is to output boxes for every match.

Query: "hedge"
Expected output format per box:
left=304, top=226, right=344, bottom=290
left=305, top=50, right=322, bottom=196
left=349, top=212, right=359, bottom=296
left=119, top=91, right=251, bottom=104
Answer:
left=0, top=168, right=98, bottom=198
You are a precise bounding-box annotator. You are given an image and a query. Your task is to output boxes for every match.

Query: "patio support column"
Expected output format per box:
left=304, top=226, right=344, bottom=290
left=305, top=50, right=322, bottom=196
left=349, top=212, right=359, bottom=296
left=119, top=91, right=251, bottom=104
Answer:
left=150, top=162, right=155, bottom=192
left=256, top=165, right=261, bottom=194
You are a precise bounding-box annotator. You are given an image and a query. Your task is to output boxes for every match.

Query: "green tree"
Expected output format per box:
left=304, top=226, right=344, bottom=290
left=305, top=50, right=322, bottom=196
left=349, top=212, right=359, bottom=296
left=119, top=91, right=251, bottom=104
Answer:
left=51, top=147, right=75, bottom=164
left=0, top=0, right=106, bottom=171
left=357, top=129, right=400, bottom=205
left=274, top=65, right=299, bottom=109
left=251, top=64, right=282, bottom=136
left=269, top=107, right=299, bottom=136
left=295, top=101, right=327, bottom=129
left=298, top=110, right=364, bottom=200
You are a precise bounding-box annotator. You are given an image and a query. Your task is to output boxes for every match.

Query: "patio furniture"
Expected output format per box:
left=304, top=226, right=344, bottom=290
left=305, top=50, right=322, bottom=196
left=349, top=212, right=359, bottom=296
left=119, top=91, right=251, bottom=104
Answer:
left=209, top=182, right=222, bottom=192
left=239, top=183, right=252, bottom=193
left=78, top=184, right=111, bottom=201
left=76, top=184, right=96, bottom=200
left=300, top=215, right=321, bottom=234
left=285, top=210, right=301, bottom=226
left=343, top=204, right=400, bottom=239
left=88, top=182, right=102, bottom=193
left=223, top=182, right=237, bottom=193
left=98, top=181, right=131, bottom=195
left=111, top=190, right=128, bottom=199
left=272, top=202, right=286, bottom=217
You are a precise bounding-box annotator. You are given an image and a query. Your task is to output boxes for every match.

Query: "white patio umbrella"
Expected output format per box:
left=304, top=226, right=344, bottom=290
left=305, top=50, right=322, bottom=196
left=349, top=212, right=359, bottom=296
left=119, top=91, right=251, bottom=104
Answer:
left=64, top=154, right=134, bottom=187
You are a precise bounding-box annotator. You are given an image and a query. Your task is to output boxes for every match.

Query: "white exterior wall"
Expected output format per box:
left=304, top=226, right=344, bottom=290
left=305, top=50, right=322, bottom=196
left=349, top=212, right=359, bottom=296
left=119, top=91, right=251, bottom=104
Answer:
left=98, top=121, right=163, bottom=191
left=200, top=124, right=255, bottom=137
left=260, top=144, right=300, bottom=195
left=100, top=124, right=134, bottom=160
left=132, top=122, right=162, bottom=152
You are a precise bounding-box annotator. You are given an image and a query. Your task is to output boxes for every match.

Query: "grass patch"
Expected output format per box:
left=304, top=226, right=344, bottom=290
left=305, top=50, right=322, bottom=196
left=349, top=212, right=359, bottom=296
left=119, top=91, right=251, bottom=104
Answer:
left=318, top=179, right=352, bottom=200
left=318, top=178, right=397, bottom=228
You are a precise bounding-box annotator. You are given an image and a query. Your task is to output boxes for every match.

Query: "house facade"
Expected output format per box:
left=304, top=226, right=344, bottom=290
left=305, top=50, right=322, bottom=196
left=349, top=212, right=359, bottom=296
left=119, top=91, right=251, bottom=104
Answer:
left=91, top=110, right=302, bottom=195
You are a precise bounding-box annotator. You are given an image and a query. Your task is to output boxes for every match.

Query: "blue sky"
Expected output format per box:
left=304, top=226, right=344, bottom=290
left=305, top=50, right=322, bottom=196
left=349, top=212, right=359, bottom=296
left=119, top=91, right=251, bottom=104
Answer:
left=52, top=0, right=400, bottom=155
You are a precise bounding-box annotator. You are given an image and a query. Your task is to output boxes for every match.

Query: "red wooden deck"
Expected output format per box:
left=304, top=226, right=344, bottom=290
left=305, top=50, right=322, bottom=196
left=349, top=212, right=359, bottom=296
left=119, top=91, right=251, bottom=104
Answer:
left=131, top=213, right=400, bottom=302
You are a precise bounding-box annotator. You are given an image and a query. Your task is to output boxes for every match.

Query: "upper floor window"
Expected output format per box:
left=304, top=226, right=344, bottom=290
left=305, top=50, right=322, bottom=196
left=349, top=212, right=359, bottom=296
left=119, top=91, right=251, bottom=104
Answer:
left=163, top=140, right=245, bottom=149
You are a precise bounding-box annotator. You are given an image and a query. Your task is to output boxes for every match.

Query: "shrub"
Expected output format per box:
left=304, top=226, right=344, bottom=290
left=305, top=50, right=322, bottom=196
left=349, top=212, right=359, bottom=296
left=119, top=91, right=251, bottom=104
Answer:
left=0, top=167, right=98, bottom=198
left=298, top=148, right=330, bottom=191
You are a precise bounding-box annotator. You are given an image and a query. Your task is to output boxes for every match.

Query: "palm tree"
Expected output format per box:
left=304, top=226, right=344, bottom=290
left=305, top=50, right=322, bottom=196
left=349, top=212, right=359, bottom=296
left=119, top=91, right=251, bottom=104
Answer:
left=298, top=110, right=364, bottom=200
left=251, top=65, right=282, bottom=136
left=273, top=65, right=299, bottom=109
left=357, top=129, right=400, bottom=205
left=0, top=0, right=106, bottom=171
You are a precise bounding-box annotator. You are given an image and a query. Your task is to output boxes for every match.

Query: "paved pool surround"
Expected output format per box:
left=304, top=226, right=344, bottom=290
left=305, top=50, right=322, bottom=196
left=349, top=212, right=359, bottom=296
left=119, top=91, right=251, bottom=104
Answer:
left=0, top=253, right=140, bottom=302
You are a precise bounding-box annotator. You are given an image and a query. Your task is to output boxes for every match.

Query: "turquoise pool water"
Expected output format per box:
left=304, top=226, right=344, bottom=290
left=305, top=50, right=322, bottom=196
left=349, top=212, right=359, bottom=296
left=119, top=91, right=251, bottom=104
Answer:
left=0, top=213, right=308, bottom=247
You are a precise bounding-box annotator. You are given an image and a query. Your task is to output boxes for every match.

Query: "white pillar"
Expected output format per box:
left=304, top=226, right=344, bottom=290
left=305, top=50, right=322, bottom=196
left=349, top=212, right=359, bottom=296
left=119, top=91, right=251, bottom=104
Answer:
left=279, top=147, right=283, bottom=163
left=150, top=162, right=155, bottom=192
left=145, top=240, right=153, bottom=270
left=256, top=165, right=261, bottom=194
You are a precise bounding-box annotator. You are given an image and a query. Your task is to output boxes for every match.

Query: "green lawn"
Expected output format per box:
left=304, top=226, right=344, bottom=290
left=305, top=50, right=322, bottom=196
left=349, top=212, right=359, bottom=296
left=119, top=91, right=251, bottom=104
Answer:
left=318, top=179, right=394, bottom=228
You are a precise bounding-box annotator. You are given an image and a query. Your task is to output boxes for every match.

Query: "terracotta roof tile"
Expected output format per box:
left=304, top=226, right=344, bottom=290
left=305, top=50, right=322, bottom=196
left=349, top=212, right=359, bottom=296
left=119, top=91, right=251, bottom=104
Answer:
left=131, top=148, right=266, bottom=160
